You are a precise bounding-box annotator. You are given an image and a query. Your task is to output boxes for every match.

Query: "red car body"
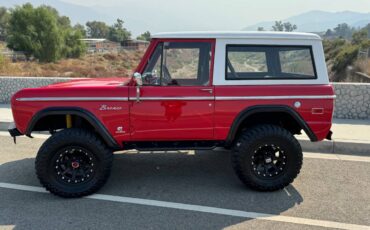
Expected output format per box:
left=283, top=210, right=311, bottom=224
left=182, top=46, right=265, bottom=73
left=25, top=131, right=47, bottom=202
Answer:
left=10, top=33, right=335, bottom=149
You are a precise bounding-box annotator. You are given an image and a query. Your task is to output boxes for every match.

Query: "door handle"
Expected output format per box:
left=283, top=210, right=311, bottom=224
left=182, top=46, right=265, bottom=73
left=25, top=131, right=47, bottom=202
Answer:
left=200, top=88, right=213, bottom=94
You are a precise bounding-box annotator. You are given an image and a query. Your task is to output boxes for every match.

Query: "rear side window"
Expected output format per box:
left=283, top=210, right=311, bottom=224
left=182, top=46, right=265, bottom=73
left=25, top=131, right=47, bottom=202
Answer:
left=279, top=48, right=315, bottom=76
left=226, top=45, right=316, bottom=80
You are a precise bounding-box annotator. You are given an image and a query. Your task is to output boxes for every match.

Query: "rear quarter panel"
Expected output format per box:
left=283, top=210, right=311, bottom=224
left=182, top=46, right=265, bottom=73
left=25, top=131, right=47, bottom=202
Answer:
left=214, top=85, right=335, bottom=141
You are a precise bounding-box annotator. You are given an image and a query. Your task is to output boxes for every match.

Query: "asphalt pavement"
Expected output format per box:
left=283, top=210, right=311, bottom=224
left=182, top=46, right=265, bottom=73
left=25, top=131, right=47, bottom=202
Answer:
left=0, top=133, right=369, bottom=230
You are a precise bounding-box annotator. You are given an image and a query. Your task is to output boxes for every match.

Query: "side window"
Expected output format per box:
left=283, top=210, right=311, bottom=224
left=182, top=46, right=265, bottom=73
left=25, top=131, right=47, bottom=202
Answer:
left=142, top=41, right=212, bottom=86
left=227, top=51, right=267, bottom=73
left=279, top=48, right=315, bottom=76
left=226, top=45, right=316, bottom=80
left=164, top=46, right=199, bottom=81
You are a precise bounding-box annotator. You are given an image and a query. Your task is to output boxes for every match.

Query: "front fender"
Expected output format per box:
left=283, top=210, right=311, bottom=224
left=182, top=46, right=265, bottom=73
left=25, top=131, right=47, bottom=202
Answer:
left=26, top=107, right=120, bottom=149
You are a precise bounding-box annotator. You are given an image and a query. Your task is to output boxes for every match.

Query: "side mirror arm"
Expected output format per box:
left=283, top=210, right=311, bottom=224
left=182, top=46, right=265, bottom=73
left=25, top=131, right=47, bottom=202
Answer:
left=133, top=72, right=142, bottom=103
left=136, top=85, right=140, bottom=103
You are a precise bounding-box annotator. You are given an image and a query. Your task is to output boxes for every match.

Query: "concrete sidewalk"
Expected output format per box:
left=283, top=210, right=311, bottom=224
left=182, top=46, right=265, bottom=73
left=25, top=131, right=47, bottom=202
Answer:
left=0, top=104, right=369, bottom=155
left=297, top=119, right=370, bottom=155
left=0, top=104, right=12, bottom=131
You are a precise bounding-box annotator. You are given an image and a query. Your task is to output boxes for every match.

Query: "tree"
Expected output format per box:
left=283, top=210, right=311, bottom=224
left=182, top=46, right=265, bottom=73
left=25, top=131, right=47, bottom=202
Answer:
left=0, top=7, right=10, bottom=41
left=7, top=4, right=60, bottom=61
left=283, top=22, right=297, bottom=32
left=38, top=5, right=85, bottom=59
left=7, top=3, right=85, bottom=62
left=325, top=29, right=333, bottom=37
left=352, top=29, right=368, bottom=45
left=334, top=23, right=354, bottom=39
left=136, top=31, right=151, bottom=41
left=57, top=16, right=71, bottom=29
left=108, top=18, right=131, bottom=42
left=272, top=21, right=297, bottom=32
left=363, top=23, right=370, bottom=39
left=332, top=44, right=358, bottom=74
left=272, top=21, right=284, bottom=31
left=73, top=23, right=86, bottom=37
left=61, top=28, right=86, bottom=58
left=86, top=21, right=109, bottom=38
left=257, top=27, right=264, bottom=31
left=30, top=6, right=62, bottom=62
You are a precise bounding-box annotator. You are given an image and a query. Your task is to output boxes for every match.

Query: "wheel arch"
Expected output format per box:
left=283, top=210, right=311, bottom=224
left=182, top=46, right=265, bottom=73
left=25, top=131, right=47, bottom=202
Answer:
left=225, top=105, right=317, bottom=146
left=26, top=107, right=120, bottom=149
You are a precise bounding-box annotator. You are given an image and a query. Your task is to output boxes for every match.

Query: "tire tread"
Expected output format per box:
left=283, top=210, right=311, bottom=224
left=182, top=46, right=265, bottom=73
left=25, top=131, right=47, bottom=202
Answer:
left=231, top=124, right=302, bottom=191
left=35, top=128, right=113, bottom=198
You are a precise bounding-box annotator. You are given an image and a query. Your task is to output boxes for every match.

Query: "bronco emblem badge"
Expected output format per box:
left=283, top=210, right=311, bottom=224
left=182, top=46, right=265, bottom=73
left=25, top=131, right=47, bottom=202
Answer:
left=99, top=104, right=122, bottom=111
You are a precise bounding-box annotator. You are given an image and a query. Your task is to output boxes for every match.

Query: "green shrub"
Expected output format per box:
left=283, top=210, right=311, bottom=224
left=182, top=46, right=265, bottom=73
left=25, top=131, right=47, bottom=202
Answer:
left=332, top=45, right=359, bottom=73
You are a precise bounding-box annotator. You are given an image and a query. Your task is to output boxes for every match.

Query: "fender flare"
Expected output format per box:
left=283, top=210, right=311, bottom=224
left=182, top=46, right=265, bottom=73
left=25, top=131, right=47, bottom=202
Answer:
left=26, top=107, right=120, bottom=149
left=225, top=105, right=317, bottom=145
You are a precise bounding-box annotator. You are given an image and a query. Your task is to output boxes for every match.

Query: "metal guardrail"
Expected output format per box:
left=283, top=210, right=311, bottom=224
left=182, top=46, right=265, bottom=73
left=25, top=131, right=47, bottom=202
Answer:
left=355, top=72, right=370, bottom=80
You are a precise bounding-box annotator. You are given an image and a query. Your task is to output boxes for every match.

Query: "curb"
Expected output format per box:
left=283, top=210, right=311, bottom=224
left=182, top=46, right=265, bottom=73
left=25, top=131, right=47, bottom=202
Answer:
left=297, top=137, right=370, bottom=156
left=0, top=121, right=11, bottom=132
left=1, top=121, right=369, bottom=156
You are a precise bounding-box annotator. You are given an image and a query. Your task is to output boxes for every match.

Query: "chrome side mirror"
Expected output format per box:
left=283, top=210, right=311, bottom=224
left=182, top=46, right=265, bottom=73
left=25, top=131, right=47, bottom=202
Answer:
left=133, top=72, right=143, bottom=86
left=133, top=72, right=142, bottom=102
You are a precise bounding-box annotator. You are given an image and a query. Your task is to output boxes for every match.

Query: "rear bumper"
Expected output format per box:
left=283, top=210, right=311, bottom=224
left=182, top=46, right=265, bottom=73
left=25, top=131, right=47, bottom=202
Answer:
left=326, top=130, right=333, bottom=140
left=8, top=122, right=23, bottom=137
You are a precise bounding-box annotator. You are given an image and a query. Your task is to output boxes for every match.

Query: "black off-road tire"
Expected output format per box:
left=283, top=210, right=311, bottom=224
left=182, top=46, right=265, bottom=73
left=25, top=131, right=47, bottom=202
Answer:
left=231, top=125, right=303, bottom=191
left=35, top=128, right=113, bottom=198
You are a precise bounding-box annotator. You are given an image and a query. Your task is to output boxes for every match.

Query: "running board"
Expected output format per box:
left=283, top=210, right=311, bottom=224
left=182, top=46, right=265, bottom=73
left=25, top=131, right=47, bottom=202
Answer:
left=123, top=141, right=223, bottom=151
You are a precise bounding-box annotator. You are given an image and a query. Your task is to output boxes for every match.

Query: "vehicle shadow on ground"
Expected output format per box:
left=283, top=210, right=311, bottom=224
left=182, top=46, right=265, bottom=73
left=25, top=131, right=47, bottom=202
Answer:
left=0, top=150, right=304, bottom=229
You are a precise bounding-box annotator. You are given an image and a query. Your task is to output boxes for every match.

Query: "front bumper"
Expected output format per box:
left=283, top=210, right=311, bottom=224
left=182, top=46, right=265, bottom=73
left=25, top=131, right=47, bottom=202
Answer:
left=326, top=130, right=333, bottom=140
left=8, top=122, right=22, bottom=137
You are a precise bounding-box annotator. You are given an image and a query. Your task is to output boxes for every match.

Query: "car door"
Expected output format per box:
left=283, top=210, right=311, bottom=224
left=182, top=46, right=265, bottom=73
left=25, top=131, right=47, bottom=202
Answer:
left=129, top=39, right=215, bottom=141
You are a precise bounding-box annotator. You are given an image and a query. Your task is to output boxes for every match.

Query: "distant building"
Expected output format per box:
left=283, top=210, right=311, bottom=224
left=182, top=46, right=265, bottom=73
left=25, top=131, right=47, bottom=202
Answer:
left=0, top=42, right=27, bottom=61
left=80, top=39, right=121, bottom=53
left=121, top=39, right=150, bottom=50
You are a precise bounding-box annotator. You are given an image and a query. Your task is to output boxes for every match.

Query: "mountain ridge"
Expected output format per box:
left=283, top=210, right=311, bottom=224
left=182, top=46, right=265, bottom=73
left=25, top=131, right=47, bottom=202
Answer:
left=243, top=10, right=370, bottom=32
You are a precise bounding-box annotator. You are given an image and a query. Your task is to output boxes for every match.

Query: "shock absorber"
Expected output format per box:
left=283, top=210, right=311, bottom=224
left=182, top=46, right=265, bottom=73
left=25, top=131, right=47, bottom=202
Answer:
left=66, top=114, right=72, bottom=128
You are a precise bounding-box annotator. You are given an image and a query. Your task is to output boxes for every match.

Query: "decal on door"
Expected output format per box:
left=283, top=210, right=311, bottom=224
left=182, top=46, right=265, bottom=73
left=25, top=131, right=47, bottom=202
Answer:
left=99, top=104, right=123, bottom=111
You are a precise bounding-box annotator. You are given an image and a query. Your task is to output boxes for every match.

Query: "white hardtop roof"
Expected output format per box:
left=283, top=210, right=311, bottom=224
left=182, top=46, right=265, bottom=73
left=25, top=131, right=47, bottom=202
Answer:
left=152, top=31, right=321, bottom=40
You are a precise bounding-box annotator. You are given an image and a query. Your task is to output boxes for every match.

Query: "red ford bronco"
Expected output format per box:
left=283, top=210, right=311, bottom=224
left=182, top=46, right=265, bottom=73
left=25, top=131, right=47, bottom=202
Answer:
left=9, top=32, right=335, bottom=197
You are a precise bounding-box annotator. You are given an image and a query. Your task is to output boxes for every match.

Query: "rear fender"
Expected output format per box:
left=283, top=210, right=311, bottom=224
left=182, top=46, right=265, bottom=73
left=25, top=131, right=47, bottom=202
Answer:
left=225, top=105, right=317, bottom=146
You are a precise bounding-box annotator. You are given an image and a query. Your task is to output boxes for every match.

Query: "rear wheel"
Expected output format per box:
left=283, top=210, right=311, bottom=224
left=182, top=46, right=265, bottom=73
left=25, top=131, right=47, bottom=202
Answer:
left=35, top=128, right=113, bottom=198
left=231, top=125, right=302, bottom=191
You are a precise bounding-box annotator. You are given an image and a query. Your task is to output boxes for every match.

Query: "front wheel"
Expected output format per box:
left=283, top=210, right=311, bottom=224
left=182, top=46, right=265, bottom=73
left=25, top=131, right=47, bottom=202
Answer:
left=35, top=128, right=113, bottom=198
left=231, top=125, right=302, bottom=191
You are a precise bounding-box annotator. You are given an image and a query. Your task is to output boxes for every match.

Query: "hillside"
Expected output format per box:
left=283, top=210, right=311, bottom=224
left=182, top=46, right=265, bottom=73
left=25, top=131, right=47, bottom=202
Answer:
left=0, top=50, right=145, bottom=78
